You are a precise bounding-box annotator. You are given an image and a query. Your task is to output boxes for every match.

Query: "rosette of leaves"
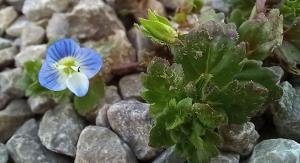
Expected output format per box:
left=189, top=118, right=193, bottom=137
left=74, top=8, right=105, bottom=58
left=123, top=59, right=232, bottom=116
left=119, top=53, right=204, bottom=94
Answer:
left=141, top=10, right=282, bottom=163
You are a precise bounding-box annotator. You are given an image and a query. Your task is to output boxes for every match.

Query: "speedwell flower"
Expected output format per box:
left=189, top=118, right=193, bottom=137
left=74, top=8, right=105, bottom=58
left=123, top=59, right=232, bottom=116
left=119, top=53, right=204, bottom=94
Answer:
left=39, top=38, right=103, bottom=97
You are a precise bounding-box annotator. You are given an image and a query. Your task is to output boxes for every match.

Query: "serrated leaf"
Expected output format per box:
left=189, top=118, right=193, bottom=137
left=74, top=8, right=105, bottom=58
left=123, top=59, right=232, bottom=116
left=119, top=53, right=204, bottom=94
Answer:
left=208, top=80, right=269, bottom=123
left=239, top=9, right=283, bottom=60
left=74, top=76, right=105, bottom=114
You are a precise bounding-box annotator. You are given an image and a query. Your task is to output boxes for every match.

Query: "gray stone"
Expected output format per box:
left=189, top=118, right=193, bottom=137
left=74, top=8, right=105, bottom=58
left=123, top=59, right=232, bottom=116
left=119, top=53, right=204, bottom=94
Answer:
left=128, top=28, right=157, bottom=63
left=7, top=119, right=72, bottom=163
left=83, top=29, right=136, bottom=79
left=103, top=85, right=121, bottom=104
left=6, top=16, right=29, bottom=37
left=67, top=0, right=124, bottom=40
left=267, top=66, right=284, bottom=84
left=0, top=93, right=11, bottom=111
left=75, top=126, right=137, bottom=163
left=248, top=138, right=300, bottom=163
left=272, top=82, right=300, bottom=141
left=119, top=73, right=143, bottom=99
left=38, top=104, right=86, bottom=157
left=46, top=13, right=68, bottom=41
left=0, top=7, right=18, bottom=35
left=219, top=122, right=259, bottom=156
left=0, top=143, right=8, bottom=163
left=107, top=100, right=159, bottom=160
left=22, top=0, right=73, bottom=21
left=15, top=44, right=46, bottom=67
left=6, top=0, right=25, bottom=11
left=96, top=104, right=111, bottom=128
left=28, top=95, right=55, bottom=114
left=21, top=23, right=45, bottom=48
left=212, top=0, right=231, bottom=13
left=0, top=38, right=12, bottom=50
left=152, top=147, right=185, bottom=163
left=0, top=68, right=24, bottom=97
left=158, top=0, right=185, bottom=9
left=210, top=152, right=240, bottom=163
left=0, top=100, right=33, bottom=142
left=0, top=47, right=18, bottom=70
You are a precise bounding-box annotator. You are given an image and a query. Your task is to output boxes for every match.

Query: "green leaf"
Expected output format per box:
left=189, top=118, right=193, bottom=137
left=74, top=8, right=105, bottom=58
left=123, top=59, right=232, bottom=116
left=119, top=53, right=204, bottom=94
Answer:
left=239, top=9, right=283, bottom=60
left=74, top=76, right=105, bottom=114
left=208, top=80, right=269, bottom=123
left=279, top=0, right=300, bottom=27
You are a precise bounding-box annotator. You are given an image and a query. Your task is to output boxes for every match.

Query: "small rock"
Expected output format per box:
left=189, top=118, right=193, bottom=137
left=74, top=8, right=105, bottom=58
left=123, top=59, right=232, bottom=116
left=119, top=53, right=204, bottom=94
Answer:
left=0, top=7, right=18, bottom=35
left=212, top=0, right=231, bottom=13
left=128, top=28, right=157, bottom=63
left=22, top=0, right=73, bottom=21
left=272, top=82, right=300, bottom=141
left=210, top=152, right=240, bottom=163
left=107, top=100, right=159, bottom=160
left=15, top=44, right=46, bottom=67
left=7, top=119, right=72, bottom=163
left=75, top=126, right=137, bottom=163
left=28, top=95, right=55, bottom=114
left=38, top=104, right=86, bottom=157
left=267, top=66, right=284, bottom=84
left=158, top=0, right=184, bottom=10
left=0, top=100, right=33, bottom=142
left=152, top=147, right=185, bottom=163
left=83, top=29, right=136, bottom=79
left=219, top=122, right=259, bottom=156
left=0, top=38, right=12, bottom=50
left=248, top=138, right=300, bottom=163
left=6, top=16, right=29, bottom=37
left=119, top=73, right=143, bottom=99
left=0, top=93, right=11, bottom=111
left=0, top=46, right=18, bottom=70
left=21, top=23, right=45, bottom=48
left=104, top=85, right=122, bottom=104
left=0, top=143, right=8, bottom=163
left=67, top=0, right=124, bottom=40
left=0, top=68, right=24, bottom=97
left=96, top=104, right=111, bottom=128
left=6, top=0, right=25, bottom=11
left=46, top=13, right=68, bottom=41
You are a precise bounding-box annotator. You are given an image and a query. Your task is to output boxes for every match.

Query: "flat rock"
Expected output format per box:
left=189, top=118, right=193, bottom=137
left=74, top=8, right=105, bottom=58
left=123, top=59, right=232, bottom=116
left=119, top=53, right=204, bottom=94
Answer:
left=6, top=0, right=25, bottom=11
left=219, top=122, right=259, bottom=156
left=0, top=38, right=12, bottom=50
left=95, top=104, right=111, bottom=128
left=272, top=82, right=300, bottom=141
left=210, top=152, right=240, bottom=163
left=22, top=0, right=73, bottom=21
left=46, top=13, right=68, bottom=41
left=0, top=143, right=8, bottom=163
left=15, top=44, right=46, bottom=67
left=7, top=119, right=72, bottom=163
left=0, top=99, right=33, bottom=142
left=38, top=104, right=86, bottom=157
left=212, top=0, right=230, bottom=13
left=75, top=126, right=137, bottom=163
left=21, top=23, right=45, bottom=48
left=0, top=7, right=18, bottom=35
left=28, top=95, right=55, bottom=114
left=67, top=0, right=124, bottom=40
left=152, top=147, right=185, bottom=163
left=0, top=68, right=24, bottom=97
left=119, top=73, right=143, bottom=99
left=248, top=138, right=300, bottom=163
left=0, top=46, right=18, bottom=70
left=107, top=100, right=159, bottom=160
left=6, top=16, right=29, bottom=37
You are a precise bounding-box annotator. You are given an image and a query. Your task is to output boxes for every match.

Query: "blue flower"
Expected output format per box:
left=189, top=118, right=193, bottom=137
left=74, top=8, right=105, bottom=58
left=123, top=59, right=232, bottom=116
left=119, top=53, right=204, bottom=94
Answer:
left=39, top=38, right=103, bottom=97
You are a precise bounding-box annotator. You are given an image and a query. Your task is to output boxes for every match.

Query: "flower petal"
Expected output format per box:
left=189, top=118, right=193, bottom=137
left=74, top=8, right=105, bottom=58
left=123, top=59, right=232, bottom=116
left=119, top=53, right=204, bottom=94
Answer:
left=66, top=72, right=89, bottom=97
left=75, top=48, right=103, bottom=78
left=47, top=38, right=80, bottom=63
left=39, top=62, right=67, bottom=91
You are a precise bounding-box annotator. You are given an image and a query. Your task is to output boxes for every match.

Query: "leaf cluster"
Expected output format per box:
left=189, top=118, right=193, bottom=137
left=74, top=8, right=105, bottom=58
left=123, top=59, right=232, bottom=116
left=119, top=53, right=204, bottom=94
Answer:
left=141, top=10, right=282, bottom=163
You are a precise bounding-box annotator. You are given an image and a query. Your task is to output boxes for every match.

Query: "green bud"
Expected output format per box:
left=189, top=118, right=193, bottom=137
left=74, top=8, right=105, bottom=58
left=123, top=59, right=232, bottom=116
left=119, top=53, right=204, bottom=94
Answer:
left=136, top=10, right=178, bottom=44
